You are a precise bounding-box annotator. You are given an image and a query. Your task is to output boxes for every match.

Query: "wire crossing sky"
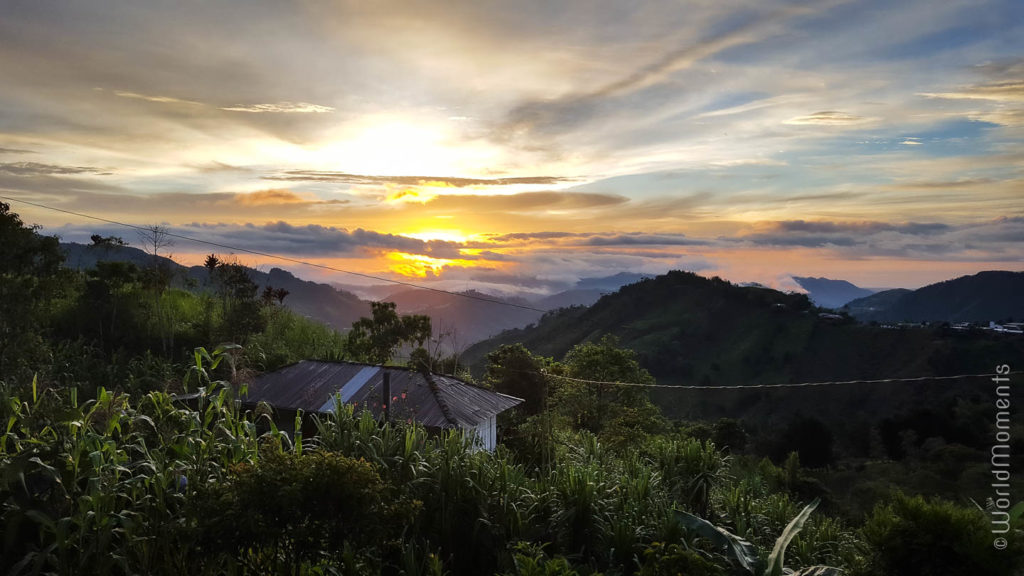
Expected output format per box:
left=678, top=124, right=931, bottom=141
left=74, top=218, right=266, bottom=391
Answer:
left=0, top=194, right=547, bottom=313
left=1, top=0, right=1022, bottom=293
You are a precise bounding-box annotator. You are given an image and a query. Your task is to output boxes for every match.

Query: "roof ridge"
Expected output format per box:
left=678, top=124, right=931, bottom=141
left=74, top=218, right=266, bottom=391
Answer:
left=423, top=371, right=458, bottom=427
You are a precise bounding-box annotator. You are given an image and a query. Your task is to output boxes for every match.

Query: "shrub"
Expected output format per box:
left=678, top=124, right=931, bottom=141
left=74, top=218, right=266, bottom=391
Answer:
left=862, top=493, right=1023, bottom=576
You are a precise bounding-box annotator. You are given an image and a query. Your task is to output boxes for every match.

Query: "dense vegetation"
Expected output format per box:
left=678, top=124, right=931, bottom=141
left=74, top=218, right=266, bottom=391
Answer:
left=1, top=202, right=1022, bottom=574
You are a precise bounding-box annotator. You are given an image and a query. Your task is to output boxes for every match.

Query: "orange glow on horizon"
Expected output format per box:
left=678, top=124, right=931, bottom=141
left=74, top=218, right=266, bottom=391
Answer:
left=386, top=251, right=479, bottom=278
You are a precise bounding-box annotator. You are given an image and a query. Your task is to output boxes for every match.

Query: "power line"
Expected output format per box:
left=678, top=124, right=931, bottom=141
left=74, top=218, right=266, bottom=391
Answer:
left=0, top=194, right=548, bottom=313
left=536, top=370, right=1024, bottom=390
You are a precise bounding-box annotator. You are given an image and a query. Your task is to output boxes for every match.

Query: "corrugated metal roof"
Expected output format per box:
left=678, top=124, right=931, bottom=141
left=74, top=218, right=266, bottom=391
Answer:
left=243, top=360, right=522, bottom=429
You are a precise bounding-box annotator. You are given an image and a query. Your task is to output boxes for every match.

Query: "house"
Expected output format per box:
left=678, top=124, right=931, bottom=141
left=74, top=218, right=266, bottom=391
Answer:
left=242, top=360, right=523, bottom=451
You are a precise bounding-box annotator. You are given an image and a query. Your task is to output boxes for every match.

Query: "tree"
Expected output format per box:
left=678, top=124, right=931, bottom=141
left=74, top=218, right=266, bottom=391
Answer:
left=261, top=285, right=289, bottom=306
left=345, top=301, right=431, bottom=365
left=551, top=335, right=666, bottom=440
left=862, top=494, right=1023, bottom=575
left=212, top=262, right=264, bottom=342
left=136, top=224, right=174, bottom=259
left=0, top=202, right=66, bottom=379
left=484, top=344, right=550, bottom=416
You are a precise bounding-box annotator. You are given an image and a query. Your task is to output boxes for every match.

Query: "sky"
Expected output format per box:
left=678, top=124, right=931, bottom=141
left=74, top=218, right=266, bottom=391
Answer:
left=1, top=0, right=1022, bottom=295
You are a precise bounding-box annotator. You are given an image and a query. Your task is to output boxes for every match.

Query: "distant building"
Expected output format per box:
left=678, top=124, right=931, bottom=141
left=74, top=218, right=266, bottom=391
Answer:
left=242, top=360, right=523, bottom=451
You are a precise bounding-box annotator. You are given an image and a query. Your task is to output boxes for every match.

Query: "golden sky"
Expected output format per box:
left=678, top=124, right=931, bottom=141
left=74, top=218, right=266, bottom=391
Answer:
left=1, top=0, right=1022, bottom=293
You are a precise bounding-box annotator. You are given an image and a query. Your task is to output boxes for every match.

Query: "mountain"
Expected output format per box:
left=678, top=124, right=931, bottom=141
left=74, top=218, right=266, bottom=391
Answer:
left=792, top=276, right=875, bottom=309
left=533, top=288, right=605, bottom=310
left=62, top=242, right=548, bottom=343
left=463, top=270, right=1023, bottom=396
left=574, top=272, right=652, bottom=291
left=62, top=242, right=169, bottom=271
left=331, top=283, right=406, bottom=301
left=61, top=242, right=370, bottom=331
left=380, top=288, right=542, bottom=349
left=842, top=288, right=913, bottom=321
left=844, top=271, right=1024, bottom=323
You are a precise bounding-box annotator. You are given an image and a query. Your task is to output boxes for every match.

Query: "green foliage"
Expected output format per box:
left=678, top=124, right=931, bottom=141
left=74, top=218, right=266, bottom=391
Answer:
left=505, top=542, right=586, bottom=576
left=0, top=202, right=67, bottom=379
left=673, top=508, right=761, bottom=574
left=645, top=435, right=729, bottom=518
left=674, top=497, right=835, bottom=576
left=485, top=344, right=551, bottom=417
left=550, top=336, right=667, bottom=444
left=764, top=498, right=819, bottom=576
left=0, top=203, right=1008, bottom=576
left=638, top=542, right=725, bottom=576
left=196, top=450, right=409, bottom=573
left=346, top=301, right=432, bottom=364
left=862, top=493, right=1024, bottom=575
left=245, top=307, right=347, bottom=371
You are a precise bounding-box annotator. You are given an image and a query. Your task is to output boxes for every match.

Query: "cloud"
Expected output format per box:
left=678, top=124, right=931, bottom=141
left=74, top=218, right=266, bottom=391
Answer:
left=113, top=90, right=203, bottom=106
left=582, top=233, right=703, bottom=246
left=220, top=102, right=335, bottom=113
left=784, top=111, right=871, bottom=126
left=0, top=147, right=36, bottom=155
left=889, top=177, right=995, bottom=190
left=919, top=81, right=1024, bottom=103
left=779, top=220, right=948, bottom=234
left=426, top=191, right=628, bottom=212
left=729, top=217, right=1024, bottom=261
left=0, top=162, right=111, bottom=176
left=263, top=170, right=570, bottom=188
left=502, top=2, right=825, bottom=137
left=189, top=161, right=254, bottom=173
left=918, top=63, right=1024, bottom=126
left=467, top=272, right=571, bottom=291
left=485, top=231, right=584, bottom=242
left=234, top=189, right=328, bottom=206
left=173, top=221, right=469, bottom=259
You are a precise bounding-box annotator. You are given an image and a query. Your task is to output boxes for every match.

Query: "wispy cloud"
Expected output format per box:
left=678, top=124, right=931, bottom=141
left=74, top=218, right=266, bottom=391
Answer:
left=263, top=171, right=570, bottom=187
left=113, top=90, right=203, bottom=106
left=220, top=102, right=335, bottom=113
left=919, top=81, right=1024, bottom=103
left=0, top=162, right=111, bottom=176
left=784, top=111, right=872, bottom=126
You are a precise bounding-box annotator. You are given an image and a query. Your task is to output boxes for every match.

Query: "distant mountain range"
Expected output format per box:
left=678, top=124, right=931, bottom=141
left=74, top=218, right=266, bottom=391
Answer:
left=62, top=242, right=372, bottom=330
left=463, top=270, right=1024, bottom=391
left=843, top=270, right=1024, bottom=323
left=791, top=276, right=875, bottom=309
left=60, top=242, right=648, bottom=346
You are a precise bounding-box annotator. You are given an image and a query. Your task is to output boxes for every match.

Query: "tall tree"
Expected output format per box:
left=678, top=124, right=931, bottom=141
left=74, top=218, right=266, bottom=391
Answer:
left=0, top=202, right=66, bottom=379
left=552, top=335, right=666, bottom=439
left=345, top=301, right=431, bottom=364
left=484, top=343, right=550, bottom=416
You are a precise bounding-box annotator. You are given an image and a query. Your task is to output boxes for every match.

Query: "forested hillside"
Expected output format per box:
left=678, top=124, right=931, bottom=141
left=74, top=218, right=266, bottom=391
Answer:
left=843, top=271, right=1024, bottom=323
left=463, top=271, right=1023, bottom=387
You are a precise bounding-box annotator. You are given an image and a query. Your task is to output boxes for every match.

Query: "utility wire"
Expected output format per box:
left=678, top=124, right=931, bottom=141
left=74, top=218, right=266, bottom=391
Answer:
left=0, top=194, right=548, bottom=313
left=534, top=370, right=1024, bottom=390
left=7, top=195, right=1020, bottom=392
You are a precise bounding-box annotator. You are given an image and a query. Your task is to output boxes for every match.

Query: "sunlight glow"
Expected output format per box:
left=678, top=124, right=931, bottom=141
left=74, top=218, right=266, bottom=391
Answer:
left=386, top=252, right=478, bottom=278
left=404, top=229, right=472, bottom=243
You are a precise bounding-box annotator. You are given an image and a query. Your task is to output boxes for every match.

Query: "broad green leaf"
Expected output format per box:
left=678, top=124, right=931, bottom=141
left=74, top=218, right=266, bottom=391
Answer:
left=765, top=497, right=820, bottom=576
left=791, top=567, right=844, bottom=576
left=674, top=508, right=761, bottom=574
